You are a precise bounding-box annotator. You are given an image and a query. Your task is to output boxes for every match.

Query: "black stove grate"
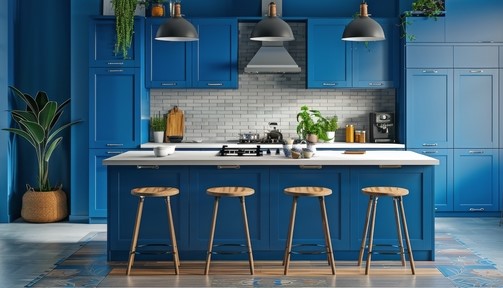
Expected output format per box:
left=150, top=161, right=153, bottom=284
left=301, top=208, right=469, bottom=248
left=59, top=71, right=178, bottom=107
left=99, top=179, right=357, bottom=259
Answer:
left=219, top=145, right=263, bottom=156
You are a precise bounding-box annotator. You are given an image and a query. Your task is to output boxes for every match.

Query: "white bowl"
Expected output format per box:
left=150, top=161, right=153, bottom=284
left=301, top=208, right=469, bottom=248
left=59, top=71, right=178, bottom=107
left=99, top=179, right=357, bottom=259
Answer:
left=153, top=145, right=175, bottom=157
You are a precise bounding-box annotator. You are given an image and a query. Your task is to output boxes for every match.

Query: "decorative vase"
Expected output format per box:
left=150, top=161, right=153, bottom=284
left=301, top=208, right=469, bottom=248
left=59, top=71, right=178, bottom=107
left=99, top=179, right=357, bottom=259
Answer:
left=21, top=188, right=68, bottom=223
left=307, top=142, right=317, bottom=155
left=326, top=131, right=336, bottom=143
left=150, top=3, right=165, bottom=17
left=153, top=131, right=164, bottom=143
left=306, top=134, right=318, bottom=143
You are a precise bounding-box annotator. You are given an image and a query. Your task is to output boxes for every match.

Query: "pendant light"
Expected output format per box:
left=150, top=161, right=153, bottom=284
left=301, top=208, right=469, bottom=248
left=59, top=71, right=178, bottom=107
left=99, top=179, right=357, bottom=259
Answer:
left=342, top=1, right=385, bottom=42
left=250, top=2, right=294, bottom=42
left=155, top=2, right=198, bottom=41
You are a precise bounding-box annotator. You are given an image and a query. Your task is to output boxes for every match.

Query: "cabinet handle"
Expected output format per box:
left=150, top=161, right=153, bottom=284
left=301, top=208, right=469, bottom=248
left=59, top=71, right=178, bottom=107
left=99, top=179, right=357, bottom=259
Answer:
left=368, top=82, right=383, bottom=86
left=207, top=83, right=223, bottom=86
left=161, top=83, right=177, bottom=86
left=422, top=70, right=438, bottom=73
left=108, top=69, right=124, bottom=73
left=106, top=143, right=124, bottom=147
left=107, top=62, right=124, bottom=65
left=379, top=165, right=402, bottom=169
left=469, top=70, right=483, bottom=73
left=422, top=150, right=438, bottom=154
left=106, top=151, right=122, bottom=154
left=422, top=143, right=438, bottom=147
left=136, top=165, right=159, bottom=169
left=468, top=150, right=484, bottom=154
left=217, top=165, right=240, bottom=169
left=469, top=208, right=485, bottom=211
left=322, top=83, right=337, bottom=86
left=299, top=165, right=322, bottom=169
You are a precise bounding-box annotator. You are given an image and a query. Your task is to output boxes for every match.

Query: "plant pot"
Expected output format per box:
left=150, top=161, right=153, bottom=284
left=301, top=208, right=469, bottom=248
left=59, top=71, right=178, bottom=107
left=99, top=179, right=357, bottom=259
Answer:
left=326, top=131, right=336, bottom=143
left=306, top=134, right=318, bottom=143
left=21, top=188, right=68, bottom=223
left=153, top=131, right=165, bottom=143
left=150, top=3, right=165, bottom=17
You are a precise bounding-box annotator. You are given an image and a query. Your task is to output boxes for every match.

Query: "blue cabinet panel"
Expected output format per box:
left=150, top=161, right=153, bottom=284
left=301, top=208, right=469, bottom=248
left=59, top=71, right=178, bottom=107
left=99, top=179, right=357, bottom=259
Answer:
left=307, top=19, right=352, bottom=88
left=89, top=17, right=143, bottom=67
left=405, top=17, right=445, bottom=43
left=412, top=149, right=453, bottom=212
left=500, top=47, right=503, bottom=67
left=188, top=166, right=269, bottom=251
left=269, top=166, right=350, bottom=251
left=192, top=18, right=238, bottom=88
left=89, top=68, right=143, bottom=149
left=406, top=69, right=453, bottom=148
left=446, top=0, right=503, bottom=43
left=453, top=46, right=499, bottom=68
left=406, top=45, right=453, bottom=68
left=453, top=69, right=498, bottom=148
left=453, top=149, right=499, bottom=212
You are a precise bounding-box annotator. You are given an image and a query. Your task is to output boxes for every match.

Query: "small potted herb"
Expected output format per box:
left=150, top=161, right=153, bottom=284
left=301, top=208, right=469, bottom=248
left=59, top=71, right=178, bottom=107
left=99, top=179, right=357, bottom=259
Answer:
left=324, top=115, right=338, bottom=143
left=296, top=105, right=330, bottom=143
left=150, top=112, right=166, bottom=143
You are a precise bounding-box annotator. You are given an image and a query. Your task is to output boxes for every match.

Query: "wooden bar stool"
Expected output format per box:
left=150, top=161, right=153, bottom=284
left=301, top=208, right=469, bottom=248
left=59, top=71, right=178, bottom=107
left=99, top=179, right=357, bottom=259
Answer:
left=283, top=186, right=336, bottom=275
left=126, top=187, right=180, bottom=275
left=205, top=186, right=255, bottom=275
left=358, top=186, right=415, bottom=275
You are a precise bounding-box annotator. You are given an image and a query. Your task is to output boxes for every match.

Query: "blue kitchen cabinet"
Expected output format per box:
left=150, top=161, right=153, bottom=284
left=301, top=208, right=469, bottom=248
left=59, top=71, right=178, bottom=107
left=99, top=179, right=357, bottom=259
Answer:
left=446, top=0, right=503, bottom=43
left=269, top=166, right=350, bottom=253
left=107, top=165, right=190, bottom=261
left=188, top=166, right=270, bottom=255
left=307, top=18, right=352, bottom=88
left=89, top=17, right=143, bottom=67
left=453, top=69, right=498, bottom=148
left=404, top=16, right=446, bottom=43
left=412, top=149, right=453, bottom=212
left=351, top=19, right=399, bottom=88
left=145, top=18, right=237, bottom=89
left=405, top=45, right=453, bottom=68
left=191, top=18, right=238, bottom=88
left=453, top=149, right=499, bottom=212
left=406, top=68, right=453, bottom=149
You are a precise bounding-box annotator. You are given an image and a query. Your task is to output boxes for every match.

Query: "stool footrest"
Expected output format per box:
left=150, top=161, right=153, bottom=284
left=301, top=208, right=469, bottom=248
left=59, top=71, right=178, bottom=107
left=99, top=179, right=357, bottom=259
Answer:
left=210, top=243, right=248, bottom=255
left=291, top=243, right=328, bottom=255
left=134, top=243, right=175, bottom=255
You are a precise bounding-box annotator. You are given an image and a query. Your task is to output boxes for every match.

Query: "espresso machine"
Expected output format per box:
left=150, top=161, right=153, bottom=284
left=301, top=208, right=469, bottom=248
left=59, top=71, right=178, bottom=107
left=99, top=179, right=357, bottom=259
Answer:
left=369, top=112, right=395, bottom=143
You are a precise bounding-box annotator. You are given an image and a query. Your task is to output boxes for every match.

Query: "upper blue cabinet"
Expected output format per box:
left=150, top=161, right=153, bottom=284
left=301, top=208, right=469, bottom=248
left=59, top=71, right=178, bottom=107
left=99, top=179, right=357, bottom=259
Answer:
left=446, top=0, right=503, bottom=43
left=89, top=17, right=144, bottom=67
left=145, top=18, right=238, bottom=89
left=404, top=17, right=446, bottom=43
left=307, top=18, right=398, bottom=89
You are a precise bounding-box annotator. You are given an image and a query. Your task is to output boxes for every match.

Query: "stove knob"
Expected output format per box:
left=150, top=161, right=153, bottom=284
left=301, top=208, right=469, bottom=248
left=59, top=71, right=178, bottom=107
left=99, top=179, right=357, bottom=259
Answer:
left=266, top=149, right=271, bottom=155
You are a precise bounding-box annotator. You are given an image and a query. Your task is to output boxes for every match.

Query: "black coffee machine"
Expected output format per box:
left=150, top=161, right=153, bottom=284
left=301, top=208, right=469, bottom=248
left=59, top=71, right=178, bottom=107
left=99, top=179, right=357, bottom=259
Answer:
left=369, top=112, right=395, bottom=143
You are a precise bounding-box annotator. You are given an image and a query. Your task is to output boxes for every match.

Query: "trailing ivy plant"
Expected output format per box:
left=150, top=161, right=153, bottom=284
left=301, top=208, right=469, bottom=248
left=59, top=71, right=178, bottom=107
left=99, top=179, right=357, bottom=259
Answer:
left=401, top=0, right=445, bottom=41
left=112, top=0, right=138, bottom=59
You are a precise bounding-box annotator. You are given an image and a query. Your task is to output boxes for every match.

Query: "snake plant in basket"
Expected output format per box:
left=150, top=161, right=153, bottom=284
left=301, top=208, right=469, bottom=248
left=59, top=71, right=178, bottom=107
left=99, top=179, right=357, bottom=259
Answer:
left=3, top=86, right=81, bottom=222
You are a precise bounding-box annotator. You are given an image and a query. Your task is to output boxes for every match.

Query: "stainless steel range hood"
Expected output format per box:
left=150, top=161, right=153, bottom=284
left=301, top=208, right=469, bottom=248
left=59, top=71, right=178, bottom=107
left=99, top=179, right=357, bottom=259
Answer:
left=244, top=0, right=301, bottom=74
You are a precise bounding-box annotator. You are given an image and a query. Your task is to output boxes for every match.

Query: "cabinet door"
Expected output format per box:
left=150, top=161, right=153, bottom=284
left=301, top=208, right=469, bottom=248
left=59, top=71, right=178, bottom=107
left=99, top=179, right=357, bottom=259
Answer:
left=89, top=67, right=141, bottom=148
left=411, top=149, right=453, bottom=211
left=88, top=149, right=125, bottom=223
left=454, top=69, right=498, bottom=148
left=269, top=166, right=350, bottom=252
left=192, top=18, right=238, bottom=89
left=188, top=166, right=269, bottom=252
left=145, top=18, right=191, bottom=88
left=89, top=17, right=143, bottom=67
left=307, top=19, right=352, bottom=88
left=453, top=149, right=499, bottom=212
left=404, top=17, right=446, bottom=43
left=352, top=19, right=398, bottom=88
left=406, top=69, right=453, bottom=149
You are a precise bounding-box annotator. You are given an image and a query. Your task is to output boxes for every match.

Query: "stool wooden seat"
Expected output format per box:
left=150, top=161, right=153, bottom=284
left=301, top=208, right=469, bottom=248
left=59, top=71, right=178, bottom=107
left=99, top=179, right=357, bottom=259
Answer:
left=205, top=186, right=255, bottom=275
left=358, top=186, right=415, bottom=275
left=283, top=186, right=336, bottom=275
left=127, top=187, right=180, bottom=275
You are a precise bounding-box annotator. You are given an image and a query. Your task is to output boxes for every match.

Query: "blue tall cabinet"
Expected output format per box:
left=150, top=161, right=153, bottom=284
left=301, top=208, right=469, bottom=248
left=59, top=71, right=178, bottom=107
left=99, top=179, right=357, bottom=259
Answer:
left=88, top=17, right=148, bottom=223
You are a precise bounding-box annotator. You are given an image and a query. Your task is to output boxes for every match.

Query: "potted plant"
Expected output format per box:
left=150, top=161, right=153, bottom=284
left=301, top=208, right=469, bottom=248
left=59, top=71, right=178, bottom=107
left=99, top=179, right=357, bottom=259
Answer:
left=111, top=0, right=139, bottom=59
left=324, top=115, right=338, bottom=143
left=401, top=0, right=445, bottom=41
left=296, top=105, right=330, bottom=143
left=3, top=86, right=80, bottom=223
left=151, top=112, right=166, bottom=143
left=142, top=0, right=167, bottom=17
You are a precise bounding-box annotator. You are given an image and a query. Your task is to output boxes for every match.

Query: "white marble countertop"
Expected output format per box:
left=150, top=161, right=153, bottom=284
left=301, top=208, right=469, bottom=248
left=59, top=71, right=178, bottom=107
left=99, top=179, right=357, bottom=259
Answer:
left=103, top=150, right=439, bottom=166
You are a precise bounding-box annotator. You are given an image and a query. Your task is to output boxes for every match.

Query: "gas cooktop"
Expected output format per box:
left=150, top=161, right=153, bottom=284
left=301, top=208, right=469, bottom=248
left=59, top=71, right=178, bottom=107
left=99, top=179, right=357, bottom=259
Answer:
left=218, top=145, right=263, bottom=156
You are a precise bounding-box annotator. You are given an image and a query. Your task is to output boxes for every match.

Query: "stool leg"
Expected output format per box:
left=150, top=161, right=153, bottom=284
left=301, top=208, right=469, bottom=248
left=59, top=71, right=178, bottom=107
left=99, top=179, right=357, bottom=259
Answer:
left=398, top=196, right=416, bottom=275
left=365, top=196, right=378, bottom=275
left=240, top=196, right=255, bottom=275
left=165, top=196, right=180, bottom=275
left=127, top=196, right=145, bottom=275
left=392, top=197, right=406, bottom=266
left=358, top=195, right=374, bottom=266
left=319, top=196, right=336, bottom=275
left=205, top=196, right=220, bottom=275
left=284, top=196, right=298, bottom=275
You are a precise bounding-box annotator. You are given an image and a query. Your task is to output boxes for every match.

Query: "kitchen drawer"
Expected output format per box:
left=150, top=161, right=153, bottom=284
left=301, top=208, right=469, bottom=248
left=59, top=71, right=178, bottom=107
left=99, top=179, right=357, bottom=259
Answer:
left=406, top=45, right=453, bottom=68
left=453, top=46, right=499, bottom=68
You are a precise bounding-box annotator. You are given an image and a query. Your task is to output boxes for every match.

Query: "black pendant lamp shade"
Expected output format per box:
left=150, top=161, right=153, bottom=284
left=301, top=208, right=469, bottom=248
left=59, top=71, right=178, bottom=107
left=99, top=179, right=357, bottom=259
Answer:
left=155, top=2, right=198, bottom=41
left=342, top=2, right=385, bottom=42
left=250, top=2, right=294, bottom=42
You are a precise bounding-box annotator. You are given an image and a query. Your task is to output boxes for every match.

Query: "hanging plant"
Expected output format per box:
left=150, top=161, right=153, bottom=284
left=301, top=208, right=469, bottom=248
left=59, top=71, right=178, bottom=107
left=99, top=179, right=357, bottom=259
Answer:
left=401, top=0, right=445, bottom=41
left=112, top=0, right=138, bottom=59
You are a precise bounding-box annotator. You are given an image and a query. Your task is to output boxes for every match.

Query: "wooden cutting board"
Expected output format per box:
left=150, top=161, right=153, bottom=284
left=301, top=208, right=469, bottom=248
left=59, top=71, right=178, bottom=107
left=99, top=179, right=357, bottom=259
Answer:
left=165, top=106, right=184, bottom=137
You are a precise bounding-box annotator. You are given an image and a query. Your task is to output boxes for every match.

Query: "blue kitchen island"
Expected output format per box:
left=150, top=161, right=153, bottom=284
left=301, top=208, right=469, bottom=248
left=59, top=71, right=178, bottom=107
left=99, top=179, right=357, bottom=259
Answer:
left=103, top=150, right=438, bottom=262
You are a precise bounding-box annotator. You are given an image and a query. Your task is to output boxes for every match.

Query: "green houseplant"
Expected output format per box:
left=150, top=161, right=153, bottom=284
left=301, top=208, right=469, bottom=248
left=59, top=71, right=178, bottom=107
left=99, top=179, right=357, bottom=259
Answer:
left=324, top=115, right=338, bottom=143
left=296, top=105, right=330, bottom=143
left=3, top=86, right=80, bottom=222
left=401, top=0, right=445, bottom=41
left=151, top=112, right=166, bottom=143
left=112, top=0, right=138, bottom=58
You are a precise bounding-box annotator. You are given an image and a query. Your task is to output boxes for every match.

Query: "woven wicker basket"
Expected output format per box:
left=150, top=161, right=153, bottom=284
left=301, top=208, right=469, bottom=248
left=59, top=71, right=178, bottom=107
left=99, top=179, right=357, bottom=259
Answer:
left=21, top=188, right=68, bottom=223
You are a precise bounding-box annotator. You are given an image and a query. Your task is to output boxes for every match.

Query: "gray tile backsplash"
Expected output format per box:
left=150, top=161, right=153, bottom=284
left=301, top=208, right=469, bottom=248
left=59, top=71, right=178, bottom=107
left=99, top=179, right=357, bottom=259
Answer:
left=150, top=22, right=395, bottom=142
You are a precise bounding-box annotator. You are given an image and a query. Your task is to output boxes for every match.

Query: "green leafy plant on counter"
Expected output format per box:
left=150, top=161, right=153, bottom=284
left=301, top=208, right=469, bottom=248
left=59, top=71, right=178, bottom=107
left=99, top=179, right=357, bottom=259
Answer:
left=296, top=105, right=330, bottom=142
left=324, top=115, right=339, bottom=132
left=150, top=112, right=166, bottom=132
left=401, top=0, right=445, bottom=41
